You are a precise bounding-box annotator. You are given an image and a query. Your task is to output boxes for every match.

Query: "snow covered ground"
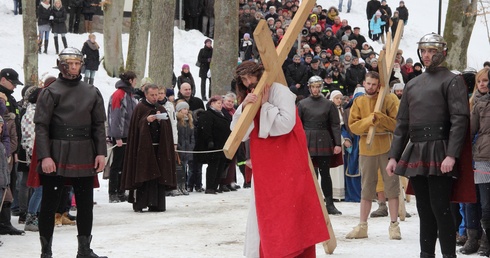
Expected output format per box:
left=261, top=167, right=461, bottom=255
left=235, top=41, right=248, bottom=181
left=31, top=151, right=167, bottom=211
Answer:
left=0, top=0, right=489, bottom=257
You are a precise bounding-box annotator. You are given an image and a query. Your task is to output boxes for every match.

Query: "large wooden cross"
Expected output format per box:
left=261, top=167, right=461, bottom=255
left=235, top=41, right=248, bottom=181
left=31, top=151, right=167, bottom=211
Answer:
left=223, top=0, right=337, bottom=254
left=366, top=21, right=404, bottom=145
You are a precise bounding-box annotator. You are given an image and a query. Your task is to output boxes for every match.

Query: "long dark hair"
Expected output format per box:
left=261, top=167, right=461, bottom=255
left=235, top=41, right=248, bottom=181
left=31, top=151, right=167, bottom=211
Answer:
left=234, top=61, right=264, bottom=104
left=119, top=71, right=137, bottom=85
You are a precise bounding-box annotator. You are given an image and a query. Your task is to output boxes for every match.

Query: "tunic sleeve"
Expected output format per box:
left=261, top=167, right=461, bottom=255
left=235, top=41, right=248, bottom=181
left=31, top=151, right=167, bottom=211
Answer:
left=446, top=76, right=470, bottom=158
left=230, top=104, right=254, bottom=142
left=91, top=88, right=107, bottom=156
left=34, top=89, right=55, bottom=160
left=389, top=85, right=410, bottom=160
left=258, top=83, right=296, bottom=138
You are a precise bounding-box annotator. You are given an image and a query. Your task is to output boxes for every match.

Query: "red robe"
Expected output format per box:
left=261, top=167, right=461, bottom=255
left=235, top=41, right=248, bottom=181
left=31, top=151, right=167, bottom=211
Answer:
left=250, top=111, right=329, bottom=258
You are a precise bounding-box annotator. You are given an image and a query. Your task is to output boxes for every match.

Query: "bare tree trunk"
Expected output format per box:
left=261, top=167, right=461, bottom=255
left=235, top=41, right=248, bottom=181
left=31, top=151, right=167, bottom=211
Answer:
left=443, top=0, right=478, bottom=70
left=22, top=0, right=38, bottom=86
left=126, top=0, right=151, bottom=83
left=211, top=0, right=239, bottom=95
left=103, top=1, right=125, bottom=77
left=148, top=0, right=176, bottom=87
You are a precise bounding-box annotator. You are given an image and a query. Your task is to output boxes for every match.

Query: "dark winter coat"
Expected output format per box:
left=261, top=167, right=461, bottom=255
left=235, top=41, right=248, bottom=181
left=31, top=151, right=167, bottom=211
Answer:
left=175, top=95, right=205, bottom=112
left=203, top=0, right=214, bottom=18
left=321, top=35, right=340, bottom=52
left=396, top=6, right=409, bottom=21
left=240, top=38, right=254, bottom=61
left=69, top=0, right=83, bottom=8
left=177, top=72, right=196, bottom=94
left=107, top=80, right=138, bottom=140
left=82, top=0, right=97, bottom=14
left=198, top=46, right=213, bottom=78
left=285, top=62, right=309, bottom=88
left=366, top=0, right=381, bottom=20
left=194, top=108, right=231, bottom=163
left=307, top=67, right=328, bottom=79
left=37, top=4, right=52, bottom=26
left=51, top=7, right=67, bottom=34
left=349, top=34, right=367, bottom=51
left=345, top=64, right=367, bottom=95
left=184, top=0, right=203, bottom=18
left=81, top=40, right=100, bottom=71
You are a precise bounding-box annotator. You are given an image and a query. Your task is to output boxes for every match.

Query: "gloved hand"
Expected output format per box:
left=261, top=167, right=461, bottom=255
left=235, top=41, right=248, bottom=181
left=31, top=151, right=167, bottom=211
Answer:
left=49, top=15, right=54, bottom=20
left=207, top=142, right=215, bottom=149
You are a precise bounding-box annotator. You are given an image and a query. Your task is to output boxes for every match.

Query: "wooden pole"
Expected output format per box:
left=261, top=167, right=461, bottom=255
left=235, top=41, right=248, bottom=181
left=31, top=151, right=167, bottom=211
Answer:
left=366, top=21, right=404, bottom=146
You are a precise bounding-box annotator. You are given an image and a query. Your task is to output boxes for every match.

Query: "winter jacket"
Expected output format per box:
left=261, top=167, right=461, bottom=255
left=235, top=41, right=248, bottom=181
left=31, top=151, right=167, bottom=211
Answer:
left=203, top=0, right=214, bottom=18
left=81, top=40, right=100, bottom=71
left=175, top=95, right=205, bottom=112
left=194, top=108, right=231, bottom=162
left=285, top=63, right=309, bottom=88
left=370, top=15, right=386, bottom=35
left=366, top=0, right=381, bottom=20
left=471, top=94, right=490, bottom=161
left=51, top=6, right=68, bottom=34
left=198, top=46, right=213, bottom=78
left=321, top=35, right=340, bottom=52
left=69, top=0, right=83, bottom=8
left=240, top=38, right=254, bottom=61
left=184, top=0, right=203, bottom=18
left=177, top=72, right=196, bottom=94
left=396, top=6, right=409, bottom=21
left=37, top=3, right=52, bottom=26
left=345, top=64, right=367, bottom=96
left=107, top=80, right=138, bottom=140
left=349, top=33, right=367, bottom=51
left=177, top=114, right=195, bottom=162
left=82, top=0, right=97, bottom=14
left=307, top=67, right=328, bottom=80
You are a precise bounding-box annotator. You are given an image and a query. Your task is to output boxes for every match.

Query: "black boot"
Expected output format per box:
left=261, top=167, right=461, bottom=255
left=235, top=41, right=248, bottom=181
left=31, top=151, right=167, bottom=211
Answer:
left=420, top=252, right=435, bottom=258
left=442, top=255, right=456, bottom=258
left=43, top=39, right=48, bottom=54
left=84, top=76, right=89, bottom=83
left=40, top=236, right=53, bottom=258
left=54, top=36, right=59, bottom=54
left=88, top=78, right=94, bottom=85
left=61, top=36, right=68, bottom=49
left=481, top=219, right=490, bottom=256
left=478, top=230, right=489, bottom=256
left=38, top=42, right=42, bottom=54
left=326, top=196, right=342, bottom=215
left=0, top=203, right=25, bottom=235
left=77, top=235, right=107, bottom=258
left=459, top=228, right=480, bottom=254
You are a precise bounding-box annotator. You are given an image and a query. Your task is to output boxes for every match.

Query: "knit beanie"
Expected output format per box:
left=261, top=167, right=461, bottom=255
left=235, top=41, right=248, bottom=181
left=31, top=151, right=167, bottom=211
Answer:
left=176, top=101, right=190, bottom=112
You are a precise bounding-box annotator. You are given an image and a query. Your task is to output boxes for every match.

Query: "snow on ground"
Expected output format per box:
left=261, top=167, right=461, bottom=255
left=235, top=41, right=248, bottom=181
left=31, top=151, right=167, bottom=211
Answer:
left=0, top=0, right=489, bottom=257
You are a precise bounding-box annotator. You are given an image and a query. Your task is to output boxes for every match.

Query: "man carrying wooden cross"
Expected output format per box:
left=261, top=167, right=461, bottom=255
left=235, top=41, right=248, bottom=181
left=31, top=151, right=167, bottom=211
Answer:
left=231, top=61, right=329, bottom=258
left=346, top=71, right=401, bottom=240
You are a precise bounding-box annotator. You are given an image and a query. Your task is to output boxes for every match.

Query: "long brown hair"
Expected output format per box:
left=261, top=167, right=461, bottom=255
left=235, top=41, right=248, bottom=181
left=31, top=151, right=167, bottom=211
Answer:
left=234, top=61, right=264, bottom=104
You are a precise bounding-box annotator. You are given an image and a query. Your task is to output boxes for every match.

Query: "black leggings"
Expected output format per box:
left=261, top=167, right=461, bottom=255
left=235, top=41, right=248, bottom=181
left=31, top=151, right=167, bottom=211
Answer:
left=312, top=156, right=332, bottom=202
left=411, top=175, right=455, bottom=256
left=39, top=175, right=94, bottom=239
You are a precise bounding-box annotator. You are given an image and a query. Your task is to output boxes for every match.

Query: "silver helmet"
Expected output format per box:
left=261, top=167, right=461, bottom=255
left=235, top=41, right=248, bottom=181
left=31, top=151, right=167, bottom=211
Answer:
left=308, top=75, right=323, bottom=86
left=57, top=47, right=84, bottom=79
left=417, top=33, right=447, bottom=52
left=416, top=33, right=447, bottom=71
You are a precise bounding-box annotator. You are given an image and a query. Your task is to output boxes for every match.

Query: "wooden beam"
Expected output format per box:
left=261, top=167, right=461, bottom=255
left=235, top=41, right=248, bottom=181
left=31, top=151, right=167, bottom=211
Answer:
left=253, top=22, right=287, bottom=86
left=366, top=21, right=404, bottom=145
left=223, top=0, right=317, bottom=159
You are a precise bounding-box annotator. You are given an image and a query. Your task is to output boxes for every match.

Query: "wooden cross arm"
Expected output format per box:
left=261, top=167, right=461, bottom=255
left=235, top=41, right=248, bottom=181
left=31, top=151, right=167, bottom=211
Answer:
left=223, top=0, right=317, bottom=159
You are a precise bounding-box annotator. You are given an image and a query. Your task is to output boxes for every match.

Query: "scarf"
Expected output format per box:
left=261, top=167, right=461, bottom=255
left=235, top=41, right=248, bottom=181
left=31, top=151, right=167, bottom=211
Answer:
left=86, top=40, right=99, bottom=50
